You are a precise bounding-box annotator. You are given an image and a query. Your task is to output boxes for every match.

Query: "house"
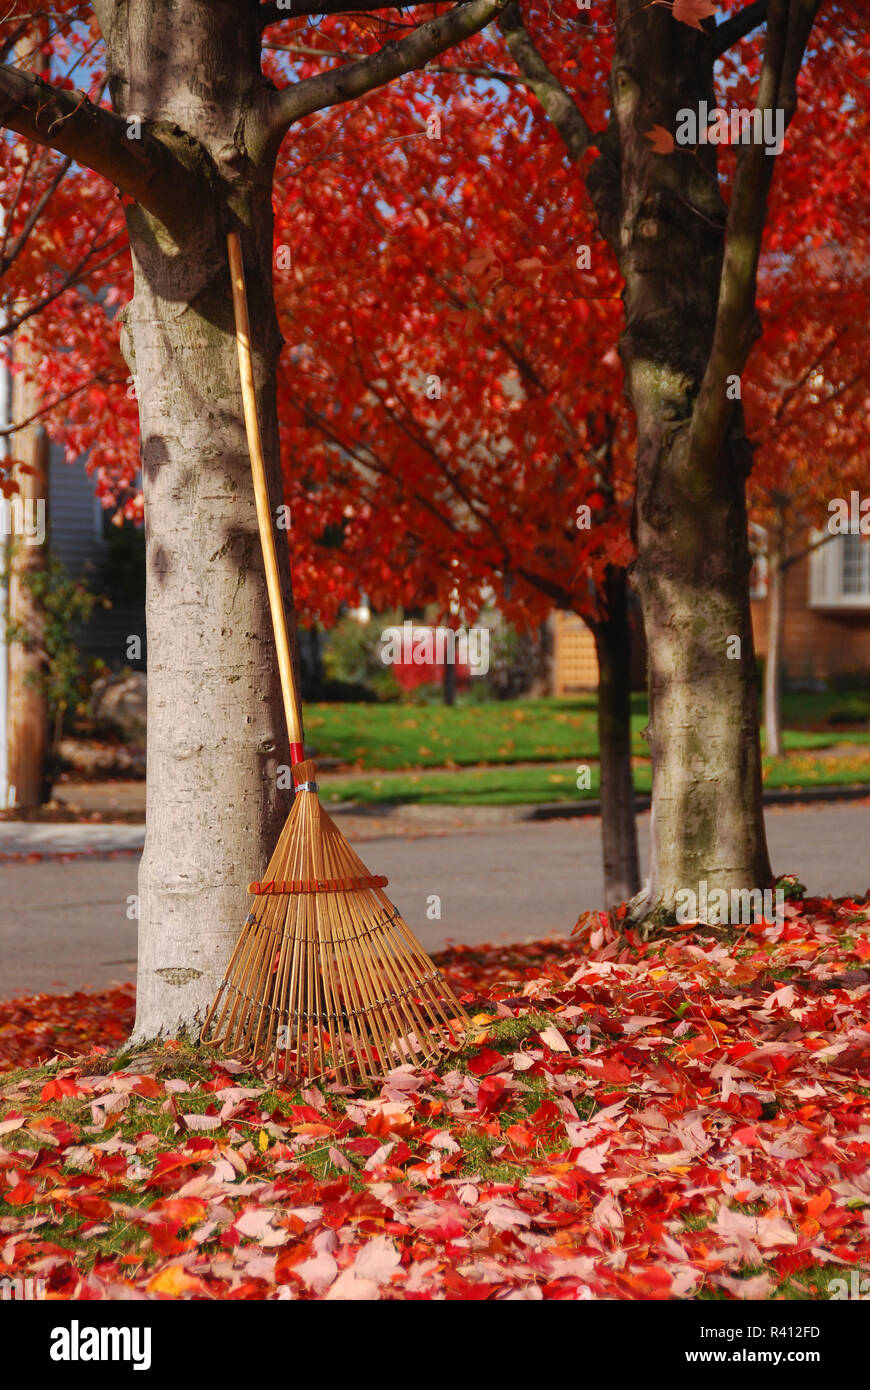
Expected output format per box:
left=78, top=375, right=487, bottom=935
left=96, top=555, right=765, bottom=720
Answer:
left=551, top=529, right=870, bottom=694
left=751, top=530, right=870, bottom=683
left=48, top=443, right=146, bottom=670
left=550, top=604, right=647, bottom=696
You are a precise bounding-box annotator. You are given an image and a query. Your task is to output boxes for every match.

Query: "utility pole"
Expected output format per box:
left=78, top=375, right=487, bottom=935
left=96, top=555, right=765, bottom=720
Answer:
left=6, top=339, right=49, bottom=808
left=2, top=25, right=51, bottom=809
left=0, top=331, right=10, bottom=809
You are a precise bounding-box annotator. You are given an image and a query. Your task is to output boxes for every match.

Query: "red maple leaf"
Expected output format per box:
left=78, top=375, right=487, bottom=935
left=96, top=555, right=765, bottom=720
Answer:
left=645, top=124, right=675, bottom=155
left=671, top=0, right=717, bottom=30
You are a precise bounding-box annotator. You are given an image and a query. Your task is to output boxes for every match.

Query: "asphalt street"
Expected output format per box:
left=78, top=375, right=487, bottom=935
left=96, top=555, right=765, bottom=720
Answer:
left=0, top=802, right=868, bottom=998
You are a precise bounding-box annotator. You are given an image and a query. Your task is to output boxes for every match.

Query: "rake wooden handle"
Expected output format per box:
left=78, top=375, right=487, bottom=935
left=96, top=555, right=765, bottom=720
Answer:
left=227, top=230, right=304, bottom=763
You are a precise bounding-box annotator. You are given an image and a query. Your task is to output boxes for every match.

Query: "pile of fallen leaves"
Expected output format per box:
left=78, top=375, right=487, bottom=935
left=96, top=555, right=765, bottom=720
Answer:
left=1, top=896, right=869, bottom=1300
left=0, top=986, right=136, bottom=1073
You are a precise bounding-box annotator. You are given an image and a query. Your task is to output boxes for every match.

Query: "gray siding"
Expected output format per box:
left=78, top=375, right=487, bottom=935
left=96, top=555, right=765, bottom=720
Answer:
left=48, top=443, right=146, bottom=669
left=48, top=442, right=106, bottom=580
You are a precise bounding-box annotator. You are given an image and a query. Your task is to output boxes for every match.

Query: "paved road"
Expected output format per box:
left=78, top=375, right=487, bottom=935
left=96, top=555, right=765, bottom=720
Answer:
left=1, top=802, right=868, bottom=998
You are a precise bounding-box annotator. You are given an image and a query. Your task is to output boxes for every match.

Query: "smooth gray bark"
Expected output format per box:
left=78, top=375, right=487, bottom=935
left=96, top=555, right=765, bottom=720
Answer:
left=0, top=0, right=509, bottom=1037
left=99, top=1, right=293, bottom=1039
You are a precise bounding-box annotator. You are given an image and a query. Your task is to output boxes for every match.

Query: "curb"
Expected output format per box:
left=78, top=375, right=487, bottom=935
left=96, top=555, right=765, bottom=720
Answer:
left=325, top=782, right=870, bottom=823
left=524, top=783, right=870, bottom=821
left=0, top=784, right=867, bottom=860
left=0, top=846, right=142, bottom=864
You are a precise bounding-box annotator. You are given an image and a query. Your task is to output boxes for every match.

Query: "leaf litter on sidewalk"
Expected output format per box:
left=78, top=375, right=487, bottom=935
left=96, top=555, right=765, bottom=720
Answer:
left=1, top=894, right=869, bottom=1300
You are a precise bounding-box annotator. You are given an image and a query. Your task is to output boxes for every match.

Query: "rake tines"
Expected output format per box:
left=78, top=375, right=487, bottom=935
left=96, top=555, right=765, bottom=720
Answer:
left=201, top=761, right=470, bottom=1084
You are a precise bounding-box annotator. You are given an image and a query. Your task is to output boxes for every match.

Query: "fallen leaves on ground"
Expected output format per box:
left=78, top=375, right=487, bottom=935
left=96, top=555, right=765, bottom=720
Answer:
left=1, top=895, right=869, bottom=1300
left=0, top=987, right=136, bottom=1073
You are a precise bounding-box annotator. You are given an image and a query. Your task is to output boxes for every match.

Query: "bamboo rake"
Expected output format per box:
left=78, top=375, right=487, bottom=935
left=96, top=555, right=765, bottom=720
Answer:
left=200, top=232, right=470, bottom=1085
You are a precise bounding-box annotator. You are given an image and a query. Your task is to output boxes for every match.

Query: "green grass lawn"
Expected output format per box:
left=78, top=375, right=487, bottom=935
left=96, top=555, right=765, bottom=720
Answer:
left=304, top=691, right=870, bottom=775
left=304, top=694, right=633, bottom=770
left=320, top=752, right=870, bottom=807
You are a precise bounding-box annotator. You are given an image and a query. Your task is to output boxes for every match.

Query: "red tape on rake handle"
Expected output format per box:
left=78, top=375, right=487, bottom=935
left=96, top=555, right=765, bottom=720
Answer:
left=249, top=874, right=389, bottom=895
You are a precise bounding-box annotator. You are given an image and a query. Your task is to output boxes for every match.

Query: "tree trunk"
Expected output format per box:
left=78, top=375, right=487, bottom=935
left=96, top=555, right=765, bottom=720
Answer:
left=632, top=425, right=771, bottom=915
left=590, top=569, right=639, bottom=904
left=96, top=0, right=296, bottom=1041
left=7, top=357, right=49, bottom=808
left=0, top=0, right=514, bottom=1039
left=764, top=538, right=785, bottom=759
left=442, top=657, right=457, bottom=705
left=589, top=2, right=772, bottom=920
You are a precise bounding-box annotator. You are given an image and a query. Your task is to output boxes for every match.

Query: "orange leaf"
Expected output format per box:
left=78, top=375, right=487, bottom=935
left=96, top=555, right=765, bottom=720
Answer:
left=41, top=1077, right=87, bottom=1101
left=806, top=1189, right=832, bottom=1221
left=672, top=0, right=716, bottom=29
left=645, top=124, right=675, bottom=155
left=5, top=1180, right=37, bottom=1205
left=130, top=1075, right=163, bottom=1098
left=505, top=1123, right=535, bottom=1152
left=153, top=1197, right=208, bottom=1226
left=147, top=1265, right=206, bottom=1296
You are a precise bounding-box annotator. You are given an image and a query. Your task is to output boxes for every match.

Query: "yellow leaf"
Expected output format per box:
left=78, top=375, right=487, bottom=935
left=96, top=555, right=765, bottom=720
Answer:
left=147, top=1265, right=202, bottom=1296
left=259, top=1129, right=269, bottom=1152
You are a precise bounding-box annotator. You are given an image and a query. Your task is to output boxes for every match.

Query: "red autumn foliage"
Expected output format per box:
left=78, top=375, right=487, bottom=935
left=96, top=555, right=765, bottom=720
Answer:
left=3, top=4, right=865, bottom=642
left=0, top=895, right=868, bottom=1300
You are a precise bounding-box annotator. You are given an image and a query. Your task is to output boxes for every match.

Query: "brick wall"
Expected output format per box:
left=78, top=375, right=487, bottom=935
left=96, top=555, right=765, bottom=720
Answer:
left=751, top=549, right=870, bottom=681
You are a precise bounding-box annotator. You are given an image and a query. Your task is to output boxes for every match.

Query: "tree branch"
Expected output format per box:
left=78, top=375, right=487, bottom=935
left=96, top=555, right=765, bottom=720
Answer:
left=782, top=526, right=837, bottom=572
left=0, top=20, right=33, bottom=65
left=269, top=0, right=510, bottom=133
left=770, top=326, right=846, bottom=428
left=0, top=373, right=123, bottom=438
left=425, top=61, right=523, bottom=84
left=713, top=1, right=769, bottom=58
left=0, top=247, right=124, bottom=337
left=0, top=155, right=72, bottom=278
left=260, top=0, right=442, bottom=23
left=0, top=64, right=201, bottom=231
left=496, top=1, right=597, bottom=163
left=689, top=0, right=822, bottom=471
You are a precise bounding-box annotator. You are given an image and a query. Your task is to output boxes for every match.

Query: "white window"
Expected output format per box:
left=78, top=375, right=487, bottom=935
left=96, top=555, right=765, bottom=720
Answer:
left=809, top=531, right=870, bottom=609
left=841, top=532, right=870, bottom=597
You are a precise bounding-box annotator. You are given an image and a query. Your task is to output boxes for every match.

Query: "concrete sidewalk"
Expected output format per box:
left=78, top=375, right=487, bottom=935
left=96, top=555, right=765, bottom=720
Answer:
left=0, top=822, right=145, bottom=857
